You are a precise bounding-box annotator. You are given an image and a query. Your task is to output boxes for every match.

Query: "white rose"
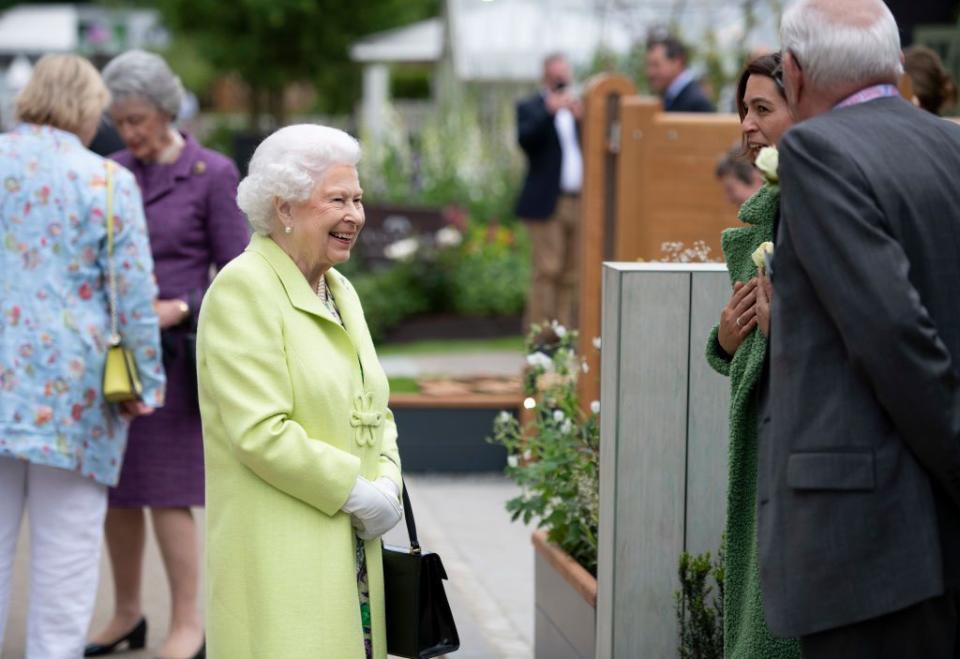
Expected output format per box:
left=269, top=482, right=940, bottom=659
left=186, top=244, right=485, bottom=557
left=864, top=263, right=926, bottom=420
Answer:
left=523, top=449, right=532, bottom=461
left=560, top=419, right=573, bottom=435
left=497, top=411, right=512, bottom=424
left=582, top=361, right=590, bottom=374
left=553, top=409, right=565, bottom=422
left=383, top=237, right=419, bottom=261
left=435, top=226, right=463, bottom=248
left=507, top=455, right=519, bottom=468
left=526, top=352, right=553, bottom=371
left=755, top=146, right=779, bottom=185
left=551, top=321, right=567, bottom=338
left=592, top=337, right=602, bottom=351
left=751, top=242, right=774, bottom=270
left=590, top=400, right=601, bottom=414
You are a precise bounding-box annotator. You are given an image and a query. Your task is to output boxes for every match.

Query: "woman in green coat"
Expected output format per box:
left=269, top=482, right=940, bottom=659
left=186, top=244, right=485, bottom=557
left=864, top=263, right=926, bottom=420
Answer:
left=197, top=125, right=403, bottom=659
left=706, top=54, right=800, bottom=659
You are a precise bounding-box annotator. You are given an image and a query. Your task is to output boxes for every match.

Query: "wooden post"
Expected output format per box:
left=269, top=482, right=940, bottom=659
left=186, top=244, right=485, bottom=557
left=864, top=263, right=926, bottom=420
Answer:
left=577, top=74, right=636, bottom=409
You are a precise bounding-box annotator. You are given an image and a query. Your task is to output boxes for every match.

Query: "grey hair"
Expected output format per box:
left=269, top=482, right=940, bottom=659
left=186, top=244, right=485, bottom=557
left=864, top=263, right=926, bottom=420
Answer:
left=236, top=124, right=362, bottom=236
left=101, top=50, right=184, bottom=119
left=780, top=0, right=903, bottom=91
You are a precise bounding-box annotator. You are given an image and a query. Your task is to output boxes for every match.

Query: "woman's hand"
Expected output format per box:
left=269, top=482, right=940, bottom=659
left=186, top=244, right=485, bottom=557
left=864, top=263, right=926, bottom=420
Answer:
left=756, top=269, right=773, bottom=337
left=119, top=400, right=155, bottom=420
left=154, top=299, right=190, bottom=329
left=342, top=477, right=402, bottom=540
left=718, top=279, right=758, bottom=356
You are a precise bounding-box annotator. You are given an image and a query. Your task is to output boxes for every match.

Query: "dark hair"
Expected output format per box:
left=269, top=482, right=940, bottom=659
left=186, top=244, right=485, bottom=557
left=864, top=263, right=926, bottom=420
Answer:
left=735, top=52, right=785, bottom=120
left=646, top=31, right=689, bottom=64
left=715, top=146, right=758, bottom=185
left=904, top=45, right=957, bottom=116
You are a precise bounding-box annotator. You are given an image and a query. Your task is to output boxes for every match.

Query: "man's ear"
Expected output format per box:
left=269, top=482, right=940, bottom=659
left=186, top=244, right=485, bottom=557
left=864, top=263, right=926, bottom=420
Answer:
left=783, top=51, right=803, bottom=109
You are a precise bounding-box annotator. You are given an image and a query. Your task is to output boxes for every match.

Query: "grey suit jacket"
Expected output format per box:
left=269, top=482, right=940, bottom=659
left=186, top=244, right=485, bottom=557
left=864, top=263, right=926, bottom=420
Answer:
left=760, top=96, right=960, bottom=638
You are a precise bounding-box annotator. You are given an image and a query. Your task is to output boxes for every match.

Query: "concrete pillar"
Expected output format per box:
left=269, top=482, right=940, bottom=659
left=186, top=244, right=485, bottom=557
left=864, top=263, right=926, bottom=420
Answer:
left=361, top=63, right=390, bottom=139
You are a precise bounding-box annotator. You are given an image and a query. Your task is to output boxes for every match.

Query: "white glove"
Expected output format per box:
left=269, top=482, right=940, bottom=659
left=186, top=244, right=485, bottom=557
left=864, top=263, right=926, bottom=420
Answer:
left=341, top=477, right=402, bottom=540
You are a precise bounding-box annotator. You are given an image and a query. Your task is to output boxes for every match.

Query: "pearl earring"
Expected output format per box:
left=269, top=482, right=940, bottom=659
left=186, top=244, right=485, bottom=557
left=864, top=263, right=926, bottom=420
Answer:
left=284, top=225, right=292, bottom=235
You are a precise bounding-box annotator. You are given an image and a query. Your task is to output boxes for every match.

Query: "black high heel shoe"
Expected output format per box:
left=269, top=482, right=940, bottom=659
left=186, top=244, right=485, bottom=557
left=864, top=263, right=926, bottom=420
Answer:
left=84, top=618, right=147, bottom=656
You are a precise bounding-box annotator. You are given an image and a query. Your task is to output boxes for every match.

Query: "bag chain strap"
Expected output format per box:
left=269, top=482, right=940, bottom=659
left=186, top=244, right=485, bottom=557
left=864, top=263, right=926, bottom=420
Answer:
left=105, top=162, right=120, bottom=345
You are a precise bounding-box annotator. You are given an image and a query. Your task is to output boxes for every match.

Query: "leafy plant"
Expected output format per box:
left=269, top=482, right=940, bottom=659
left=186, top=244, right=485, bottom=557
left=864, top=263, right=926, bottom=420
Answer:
left=676, top=545, right=725, bottom=659
left=448, top=224, right=530, bottom=317
left=489, top=322, right=600, bottom=574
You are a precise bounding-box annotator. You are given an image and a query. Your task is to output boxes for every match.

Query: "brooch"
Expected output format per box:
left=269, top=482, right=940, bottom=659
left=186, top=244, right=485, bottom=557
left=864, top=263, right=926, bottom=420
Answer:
left=349, top=391, right=383, bottom=447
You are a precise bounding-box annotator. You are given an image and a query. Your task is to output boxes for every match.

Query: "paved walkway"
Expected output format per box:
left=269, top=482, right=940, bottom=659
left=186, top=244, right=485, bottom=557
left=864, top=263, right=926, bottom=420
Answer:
left=379, top=352, right=526, bottom=379
left=2, top=475, right=533, bottom=659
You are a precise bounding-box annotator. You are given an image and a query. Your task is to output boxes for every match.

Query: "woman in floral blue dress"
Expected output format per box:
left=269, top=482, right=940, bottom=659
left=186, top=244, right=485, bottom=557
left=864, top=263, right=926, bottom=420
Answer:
left=0, top=55, right=164, bottom=659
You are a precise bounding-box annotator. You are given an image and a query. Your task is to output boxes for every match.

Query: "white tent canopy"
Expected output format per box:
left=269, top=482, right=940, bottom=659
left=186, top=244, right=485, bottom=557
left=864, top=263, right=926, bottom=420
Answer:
left=0, top=4, right=76, bottom=54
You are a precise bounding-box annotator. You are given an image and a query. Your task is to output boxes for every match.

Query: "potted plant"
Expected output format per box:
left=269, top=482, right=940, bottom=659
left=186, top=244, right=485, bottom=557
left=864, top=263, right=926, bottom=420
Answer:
left=490, top=322, right=600, bottom=658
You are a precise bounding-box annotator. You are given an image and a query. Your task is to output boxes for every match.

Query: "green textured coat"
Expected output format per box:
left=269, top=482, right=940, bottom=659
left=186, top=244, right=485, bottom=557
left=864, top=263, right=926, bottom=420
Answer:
left=706, top=185, right=800, bottom=659
left=197, top=234, right=402, bottom=659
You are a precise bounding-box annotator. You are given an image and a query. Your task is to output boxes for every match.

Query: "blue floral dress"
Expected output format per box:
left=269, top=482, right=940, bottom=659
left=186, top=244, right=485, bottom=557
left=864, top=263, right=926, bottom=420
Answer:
left=0, top=124, right=165, bottom=486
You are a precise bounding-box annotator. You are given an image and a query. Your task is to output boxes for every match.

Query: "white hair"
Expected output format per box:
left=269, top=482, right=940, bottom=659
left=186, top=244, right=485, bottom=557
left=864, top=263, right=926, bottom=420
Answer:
left=102, top=50, right=184, bottom=119
left=236, top=124, right=362, bottom=235
left=780, top=0, right=903, bottom=92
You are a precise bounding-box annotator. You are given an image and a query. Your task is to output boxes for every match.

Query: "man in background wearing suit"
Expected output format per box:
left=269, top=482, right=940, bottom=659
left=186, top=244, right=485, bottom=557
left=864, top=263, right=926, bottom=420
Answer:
left=760, top=0, right=960, bottom=655
left=515, top=53, right=583, bottom=329
left=645, top=32, right=715, bottom=113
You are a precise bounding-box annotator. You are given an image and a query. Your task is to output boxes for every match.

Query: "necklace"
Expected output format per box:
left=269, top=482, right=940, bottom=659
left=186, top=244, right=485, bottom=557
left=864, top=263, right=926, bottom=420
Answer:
left=316, top=275, right=342, bottom=324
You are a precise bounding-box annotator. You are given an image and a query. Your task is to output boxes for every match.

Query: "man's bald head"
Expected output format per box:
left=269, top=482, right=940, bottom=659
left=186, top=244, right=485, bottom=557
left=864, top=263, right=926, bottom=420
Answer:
left=781, top=0, right=902, bottom=93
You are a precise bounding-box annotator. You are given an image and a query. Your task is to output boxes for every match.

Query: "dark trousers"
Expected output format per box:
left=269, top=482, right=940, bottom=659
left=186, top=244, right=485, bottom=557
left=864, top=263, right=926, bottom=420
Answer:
left=800, top=589, right=959, bottom=659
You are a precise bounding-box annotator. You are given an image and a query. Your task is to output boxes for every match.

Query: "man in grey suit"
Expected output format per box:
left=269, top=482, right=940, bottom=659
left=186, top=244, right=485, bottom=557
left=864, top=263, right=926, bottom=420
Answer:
left=758, top=0, right=960, bottom=655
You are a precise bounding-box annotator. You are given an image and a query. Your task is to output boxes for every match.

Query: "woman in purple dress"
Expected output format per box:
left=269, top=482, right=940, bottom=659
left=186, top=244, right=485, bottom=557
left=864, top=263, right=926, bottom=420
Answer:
left=85, top=51, right=249, bottom=659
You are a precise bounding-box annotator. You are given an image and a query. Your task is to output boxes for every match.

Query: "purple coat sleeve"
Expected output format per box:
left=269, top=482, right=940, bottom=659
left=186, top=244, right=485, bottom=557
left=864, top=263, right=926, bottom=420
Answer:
left=205, top=158, right=250, bottom=270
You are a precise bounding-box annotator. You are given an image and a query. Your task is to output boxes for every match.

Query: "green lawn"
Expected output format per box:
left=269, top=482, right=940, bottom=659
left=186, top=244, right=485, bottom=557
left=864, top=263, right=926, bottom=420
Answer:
left=378, top=335, right=524, bottom=357
left=387, top=377, right=421, bottom=394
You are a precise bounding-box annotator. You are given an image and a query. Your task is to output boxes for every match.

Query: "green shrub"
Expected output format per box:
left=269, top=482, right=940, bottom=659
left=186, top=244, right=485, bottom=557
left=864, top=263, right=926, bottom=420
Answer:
left=676, top=546, right=725, bottom=659
left=448, top=224, right=529, bottom=317
left=488, top=322, right=600, bottom=574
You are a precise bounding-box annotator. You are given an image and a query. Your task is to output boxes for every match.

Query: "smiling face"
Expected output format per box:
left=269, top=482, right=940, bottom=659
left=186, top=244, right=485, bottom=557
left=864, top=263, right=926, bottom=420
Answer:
left=110, top=96, right=173, bottom=163
left=741, top=74, right=794, bottom=159
left=278, top=164, right=365, bottom=280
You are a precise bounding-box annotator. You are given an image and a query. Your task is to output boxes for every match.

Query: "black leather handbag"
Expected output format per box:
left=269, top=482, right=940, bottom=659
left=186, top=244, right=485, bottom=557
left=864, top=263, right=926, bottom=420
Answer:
left=382, top=482, right=460, bottom=658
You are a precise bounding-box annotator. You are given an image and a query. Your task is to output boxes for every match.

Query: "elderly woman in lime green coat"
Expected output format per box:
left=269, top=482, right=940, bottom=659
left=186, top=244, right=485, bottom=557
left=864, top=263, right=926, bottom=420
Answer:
left=196, top=125, right=403, bottom=659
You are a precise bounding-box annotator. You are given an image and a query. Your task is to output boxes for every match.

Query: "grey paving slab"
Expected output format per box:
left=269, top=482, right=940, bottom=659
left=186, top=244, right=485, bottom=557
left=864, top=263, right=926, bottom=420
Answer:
left=379, top=352, right=526, bottom=379
left=2, top=475, right=533, bottom=659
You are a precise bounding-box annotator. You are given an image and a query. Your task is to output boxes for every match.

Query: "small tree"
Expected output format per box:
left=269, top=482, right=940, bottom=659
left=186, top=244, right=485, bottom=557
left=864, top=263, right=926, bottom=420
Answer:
left=153, top=0, right=439, bottom=126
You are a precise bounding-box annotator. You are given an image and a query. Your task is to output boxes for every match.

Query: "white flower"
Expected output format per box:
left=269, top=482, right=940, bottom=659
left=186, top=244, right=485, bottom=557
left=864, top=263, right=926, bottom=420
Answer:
left=592, top=336, right=602, bottom=350
left=526, top=352, right=553, bottom=371
left=751, top=242, right=774, bottom=271
left=560, top=419, right=573, bottom=435
left=435, top=226, right=463, bottom=248
left=755, top=146, right=779, bottom=185
left=523, top=397, right=537, bottom=410
left=383, top=237, right=419, bottom=261
left=553, top=409, right=565, bottom=423
left=551, top=321, right=567, bottom=338
left=507, top=455, right=519, bottom=468
left=497, top=411, right=512, bottom=424
left=581, top=361, right=590, bottom=374
left=590, top=400, right=601, bottom=414
left=523, top=449, right=532, bottom=461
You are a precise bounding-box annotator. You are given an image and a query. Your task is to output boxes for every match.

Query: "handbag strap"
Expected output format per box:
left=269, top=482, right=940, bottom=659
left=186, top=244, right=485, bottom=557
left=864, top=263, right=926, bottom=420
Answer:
left=401, top=479, right=421, bottom=555
left=104, top=161, right=120, bottom=344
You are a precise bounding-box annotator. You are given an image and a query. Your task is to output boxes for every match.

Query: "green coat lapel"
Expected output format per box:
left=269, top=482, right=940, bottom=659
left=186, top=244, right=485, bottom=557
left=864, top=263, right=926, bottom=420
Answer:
left=245, top=234, right=340, bottom=325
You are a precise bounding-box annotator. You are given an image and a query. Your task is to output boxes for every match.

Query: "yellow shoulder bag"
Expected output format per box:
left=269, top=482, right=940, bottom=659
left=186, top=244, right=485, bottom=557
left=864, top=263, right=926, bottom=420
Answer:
left=101, top=162, right=144, bottom=403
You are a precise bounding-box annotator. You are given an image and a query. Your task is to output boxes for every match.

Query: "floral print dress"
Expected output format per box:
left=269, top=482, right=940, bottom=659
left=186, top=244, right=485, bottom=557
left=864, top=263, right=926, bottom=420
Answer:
left=0, top=124, right=165, bottom=485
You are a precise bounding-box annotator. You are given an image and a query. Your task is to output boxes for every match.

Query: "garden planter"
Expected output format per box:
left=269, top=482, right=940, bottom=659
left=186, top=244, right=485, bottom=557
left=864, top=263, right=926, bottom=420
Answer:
left=532, top=530, right=597, bottom=659
left=390, top=394, right=518, bottom=472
